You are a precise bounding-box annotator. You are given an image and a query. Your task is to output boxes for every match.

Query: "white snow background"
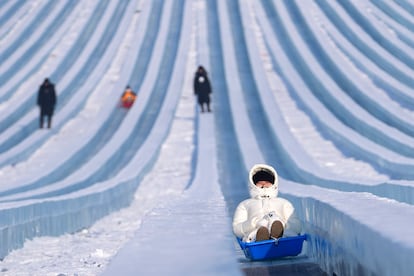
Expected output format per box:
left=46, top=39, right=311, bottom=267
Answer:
left=1, top=0, right=414, bottom=275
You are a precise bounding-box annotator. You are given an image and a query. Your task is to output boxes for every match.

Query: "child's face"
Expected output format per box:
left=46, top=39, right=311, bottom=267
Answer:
left=255, top=180, right=272, bottom=188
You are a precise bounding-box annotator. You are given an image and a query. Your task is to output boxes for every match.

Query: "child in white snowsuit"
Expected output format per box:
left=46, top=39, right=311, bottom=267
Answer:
left=233, top=164, right=302, bottom=242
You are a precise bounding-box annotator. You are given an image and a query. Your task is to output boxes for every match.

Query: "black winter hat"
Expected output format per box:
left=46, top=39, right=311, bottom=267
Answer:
left=253, top=169, right=275, bottom=184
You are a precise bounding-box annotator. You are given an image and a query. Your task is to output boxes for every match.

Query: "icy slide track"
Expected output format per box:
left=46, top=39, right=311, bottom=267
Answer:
left=1, top=0, right=414, bottom=275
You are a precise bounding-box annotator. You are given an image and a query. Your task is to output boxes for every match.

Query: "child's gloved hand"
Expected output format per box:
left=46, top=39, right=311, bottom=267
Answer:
left=256, top=218, right=268, bottom=228
left=250, top=216, right=263, bottom=227
left=264, top=211, right=284, bottom=225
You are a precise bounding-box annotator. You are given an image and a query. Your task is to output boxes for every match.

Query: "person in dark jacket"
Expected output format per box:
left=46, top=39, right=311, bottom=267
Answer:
left=193, top=65, right=212, bottom=113
left=37, top=78, right=57, bottom=128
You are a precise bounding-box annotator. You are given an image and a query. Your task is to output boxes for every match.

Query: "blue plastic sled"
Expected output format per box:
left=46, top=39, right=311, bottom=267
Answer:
left=237, top=234, right=307, bottom=261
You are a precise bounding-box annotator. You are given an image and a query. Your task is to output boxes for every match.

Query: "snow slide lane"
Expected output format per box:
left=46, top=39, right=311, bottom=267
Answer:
left=103, top=113, right=240, bottom=275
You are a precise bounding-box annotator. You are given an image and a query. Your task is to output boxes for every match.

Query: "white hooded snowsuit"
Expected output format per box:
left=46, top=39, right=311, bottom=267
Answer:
left=232, top=164, right=302, bottom=242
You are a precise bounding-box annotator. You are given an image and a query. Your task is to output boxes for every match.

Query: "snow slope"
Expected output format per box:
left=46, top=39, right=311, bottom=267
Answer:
left=1, top=0, right=414, bottom=275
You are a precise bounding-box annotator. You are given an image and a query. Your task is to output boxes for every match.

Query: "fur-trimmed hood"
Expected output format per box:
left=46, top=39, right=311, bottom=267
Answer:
left=248, top=164, right=279, bottom=199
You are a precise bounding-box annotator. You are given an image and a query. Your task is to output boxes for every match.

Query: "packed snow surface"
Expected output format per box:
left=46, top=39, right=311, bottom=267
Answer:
left=1, top=0, right=414, bottom=275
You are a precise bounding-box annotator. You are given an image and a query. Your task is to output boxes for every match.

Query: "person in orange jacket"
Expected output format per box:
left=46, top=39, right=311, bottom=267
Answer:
left=121, top=85, right=137, bottom=108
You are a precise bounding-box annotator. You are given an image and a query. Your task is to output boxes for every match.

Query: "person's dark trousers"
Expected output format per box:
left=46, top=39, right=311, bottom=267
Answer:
left=40, top=110, right=52, bottom=128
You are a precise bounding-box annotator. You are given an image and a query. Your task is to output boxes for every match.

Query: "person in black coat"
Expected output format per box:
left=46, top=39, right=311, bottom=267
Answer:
left=37, top=78, right=57, bottom=128
left=193, top=65, right=212, bottom=112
